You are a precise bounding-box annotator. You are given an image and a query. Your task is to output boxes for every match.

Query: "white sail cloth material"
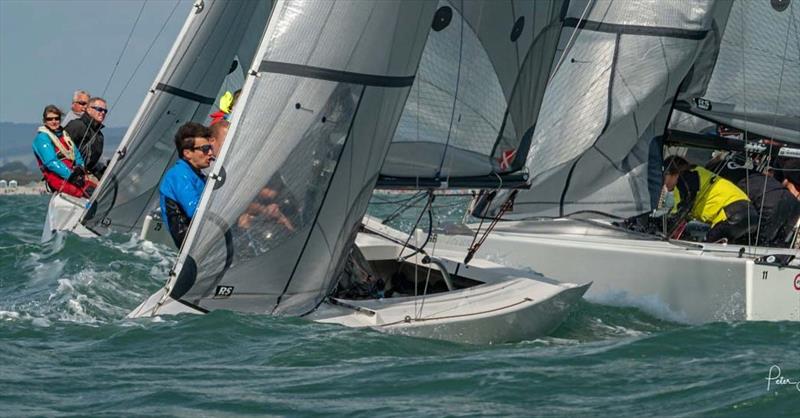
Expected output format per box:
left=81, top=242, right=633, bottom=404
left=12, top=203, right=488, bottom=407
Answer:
left=82, top=0, right=271, bottom=234
left=379, top=0, right=566, bottom=186
left=676, top=0, right=800, bottom=144
left=487, top=0, right=727, bottom=219
left=158, top=0, right=438, bottom=316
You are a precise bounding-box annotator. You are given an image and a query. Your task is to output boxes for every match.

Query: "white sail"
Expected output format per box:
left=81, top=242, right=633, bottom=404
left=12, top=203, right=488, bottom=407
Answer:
left=146, top=0, right=438, bottom=316
left=675, top=0, right=800, bottom=144
left=82, top=0, right=272, bottom=234
left=484, top=0, right=728, bottom=218
left=378, top=0, right=567, bottom=189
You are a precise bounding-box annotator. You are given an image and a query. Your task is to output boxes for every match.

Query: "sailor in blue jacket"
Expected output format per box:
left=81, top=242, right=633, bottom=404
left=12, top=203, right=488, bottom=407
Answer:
left=159, top=122, right=214, bottom=247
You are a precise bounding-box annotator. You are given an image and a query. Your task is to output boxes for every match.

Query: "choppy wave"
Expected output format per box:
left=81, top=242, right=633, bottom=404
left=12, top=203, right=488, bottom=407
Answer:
left=1, top=195, right=798, bottom=416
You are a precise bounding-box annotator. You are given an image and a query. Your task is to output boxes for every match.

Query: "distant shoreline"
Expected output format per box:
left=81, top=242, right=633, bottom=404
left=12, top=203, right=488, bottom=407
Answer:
left=0, top=183, right=48, bottom=196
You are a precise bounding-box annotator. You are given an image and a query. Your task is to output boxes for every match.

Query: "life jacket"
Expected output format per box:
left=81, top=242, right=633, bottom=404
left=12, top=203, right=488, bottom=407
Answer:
left=35, top=127, right=95, bottom=198
left=674, top=166, right=749, bottom=226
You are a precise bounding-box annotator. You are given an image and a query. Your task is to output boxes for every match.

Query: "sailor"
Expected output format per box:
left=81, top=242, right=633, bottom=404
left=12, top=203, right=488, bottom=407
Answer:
left=32, top=105, right=96, bottom=198
left=64, top=97, right=108, bottom=179
left=663, top=156, right=757, bottom=243
left=159, top=122, right=214, bottom=247
left=208, top=120, right=229, bottom=158
left=63, top=90, right=90, bottom=125
left=209, top=89, right=241, bottom=126
left=707, top=156, right=800, bottom=247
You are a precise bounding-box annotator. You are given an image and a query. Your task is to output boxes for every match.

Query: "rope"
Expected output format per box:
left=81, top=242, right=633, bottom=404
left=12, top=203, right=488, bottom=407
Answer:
left=463, top=190, right=517, bottom=265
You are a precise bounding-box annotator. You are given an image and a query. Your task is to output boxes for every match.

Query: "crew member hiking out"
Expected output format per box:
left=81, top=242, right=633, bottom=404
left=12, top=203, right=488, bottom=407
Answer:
left=159, top=122, right=214, bottom=247
left=64, top=97, right=108, bottom=179
left=663, top=156, right=757, bottom=243
left=32, top=105, right=96, bottom=198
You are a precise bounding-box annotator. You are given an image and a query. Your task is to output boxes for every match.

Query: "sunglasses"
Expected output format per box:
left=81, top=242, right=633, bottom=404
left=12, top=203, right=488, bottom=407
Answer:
left=74, top=101, right=88, bottom=106
left=45, top=116, right=61, bottom=122
left=191, top=144, right=214, bottom=154
left=90, top=106, right=108, bottom=114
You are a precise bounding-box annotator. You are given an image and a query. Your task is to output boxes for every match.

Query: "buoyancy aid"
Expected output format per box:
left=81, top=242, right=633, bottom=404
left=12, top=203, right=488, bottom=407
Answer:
left=674, top=166, right=749, bottom=226
left=35, top=127, right=95, bottom=198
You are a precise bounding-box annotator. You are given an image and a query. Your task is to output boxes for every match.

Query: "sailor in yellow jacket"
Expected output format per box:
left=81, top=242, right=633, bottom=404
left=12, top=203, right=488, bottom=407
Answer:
left=663, top=156, right=757, bottom=243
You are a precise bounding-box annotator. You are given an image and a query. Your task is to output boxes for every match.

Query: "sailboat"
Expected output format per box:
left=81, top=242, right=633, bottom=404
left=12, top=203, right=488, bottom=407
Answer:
left=42, top=0, right=590, bottom=344
left=429, top=0, right=800, bottom=324
left=43, top=0, right=272, bottom=242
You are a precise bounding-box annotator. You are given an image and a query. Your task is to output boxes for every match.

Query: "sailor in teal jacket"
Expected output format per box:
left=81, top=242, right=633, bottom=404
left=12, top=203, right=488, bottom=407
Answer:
left=159, top=123, right=214, bottom=247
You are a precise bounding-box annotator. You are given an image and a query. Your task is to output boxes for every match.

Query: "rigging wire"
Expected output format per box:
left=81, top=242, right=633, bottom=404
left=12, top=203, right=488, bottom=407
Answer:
left=110, top=0, right=183, bottom=112
left=101, top=0, right=148, bottom=98
left=548, top=0, right=593, bottom=83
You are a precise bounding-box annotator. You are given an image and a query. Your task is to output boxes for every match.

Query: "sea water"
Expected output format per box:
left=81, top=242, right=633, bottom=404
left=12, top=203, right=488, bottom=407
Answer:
left=1, top=195, right=798, bottom=416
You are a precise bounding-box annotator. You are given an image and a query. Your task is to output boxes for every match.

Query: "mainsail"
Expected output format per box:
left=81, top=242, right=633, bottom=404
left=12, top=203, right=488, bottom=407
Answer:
left=378, top=0, right=567, bottom=189
left=484, top=0, right=732, bottom=218
left=146, top=0, right=438, bottom=316
left=675, top=0, right=800, bottom=144
left=82, top=0, right=272, bottom=234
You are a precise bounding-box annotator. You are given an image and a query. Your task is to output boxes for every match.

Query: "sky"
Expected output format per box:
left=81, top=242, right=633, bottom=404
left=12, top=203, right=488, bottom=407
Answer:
left=0, top=0, right=193, bottom=128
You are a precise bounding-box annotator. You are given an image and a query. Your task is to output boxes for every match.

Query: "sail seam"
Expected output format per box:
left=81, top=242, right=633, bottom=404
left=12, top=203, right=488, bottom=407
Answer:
left=564, top=18, right=708, bottom=40
left=154, top=83, right=215, bottom=104
left=258, top=61, right=415, bottom=87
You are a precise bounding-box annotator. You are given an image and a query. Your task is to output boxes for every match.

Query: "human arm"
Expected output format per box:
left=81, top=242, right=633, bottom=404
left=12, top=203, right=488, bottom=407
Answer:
left=674, top=171, right=699, bottom=216
left=32, top=132, right=72, bottom=179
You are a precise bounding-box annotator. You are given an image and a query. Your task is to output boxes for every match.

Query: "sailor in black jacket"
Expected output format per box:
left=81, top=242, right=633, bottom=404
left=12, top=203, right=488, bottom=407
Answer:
left=64, top=97, right=107, bottom=178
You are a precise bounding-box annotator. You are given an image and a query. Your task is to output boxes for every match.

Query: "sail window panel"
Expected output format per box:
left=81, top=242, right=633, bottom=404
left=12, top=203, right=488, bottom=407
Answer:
left=179, top=75, right=362, bottom=311
left=527, top=31, right=616, bottom=185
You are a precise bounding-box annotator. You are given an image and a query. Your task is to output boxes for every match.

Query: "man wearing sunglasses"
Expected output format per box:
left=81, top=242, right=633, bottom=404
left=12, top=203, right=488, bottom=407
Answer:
left=63, top=90, right=90, bottom=125
left=64, top=97, right=108, bottom=179
left=159, top=122, right=214, bottom=247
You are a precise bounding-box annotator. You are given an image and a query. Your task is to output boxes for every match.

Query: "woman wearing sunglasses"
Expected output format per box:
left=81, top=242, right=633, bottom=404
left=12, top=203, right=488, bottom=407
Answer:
left=32, top=105, right=97, bottom=198
left=159, top=122, right=215, bottom=247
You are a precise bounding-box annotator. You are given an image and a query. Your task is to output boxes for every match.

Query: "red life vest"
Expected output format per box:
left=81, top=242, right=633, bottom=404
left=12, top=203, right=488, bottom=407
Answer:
left=35, top=127, right=96, bottom=198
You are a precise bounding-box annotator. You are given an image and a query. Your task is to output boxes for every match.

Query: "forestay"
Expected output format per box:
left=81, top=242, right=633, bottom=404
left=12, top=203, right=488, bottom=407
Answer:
left=82, top=0, right=272, bottom=234
left=153, top=0, right=437, bottom=316
left=378, top=0, right=566, bottom=189
left=483, top=0, right=728, bottom=219
left=675, top=0, right=800, bottom=144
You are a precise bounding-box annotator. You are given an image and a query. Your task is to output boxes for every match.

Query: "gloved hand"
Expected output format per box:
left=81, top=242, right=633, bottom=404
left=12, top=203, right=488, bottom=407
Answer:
left=67, top=166, right=86, bottom=187
left=93, top=161, right=107, bottom=178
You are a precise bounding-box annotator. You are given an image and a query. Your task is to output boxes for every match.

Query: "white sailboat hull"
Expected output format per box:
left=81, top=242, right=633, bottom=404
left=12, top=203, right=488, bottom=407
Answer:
left=309, top=278, right=589, bottom=345
left=41, top=193, right=97, bottom=241
left=432, top=219, right=799, bottom=324
left=131, top=221, right=591, bottom=344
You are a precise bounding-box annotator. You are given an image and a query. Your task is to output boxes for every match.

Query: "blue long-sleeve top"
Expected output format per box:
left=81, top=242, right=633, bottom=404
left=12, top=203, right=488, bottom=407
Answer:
left=159, top=158, right=206, bottom=229
left=32, top=129, right=85, bottom=179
